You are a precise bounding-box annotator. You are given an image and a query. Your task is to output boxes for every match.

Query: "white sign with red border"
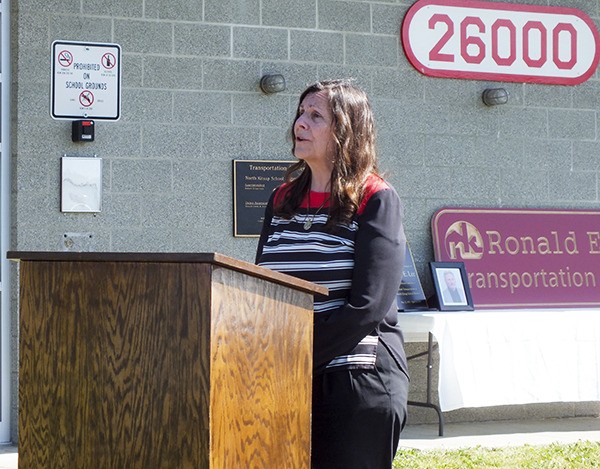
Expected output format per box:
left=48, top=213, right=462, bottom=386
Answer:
left=51, top=40, right=121, bottom=120
left=402, top=0, right=600, bottom=85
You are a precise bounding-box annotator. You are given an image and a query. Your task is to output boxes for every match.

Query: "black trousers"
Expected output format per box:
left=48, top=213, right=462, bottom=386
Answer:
left=311, top=343, right=409, bottom=469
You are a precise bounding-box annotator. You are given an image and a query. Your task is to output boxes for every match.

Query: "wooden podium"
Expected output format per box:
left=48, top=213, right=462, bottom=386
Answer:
left=8, top=251, right=326, bottom=468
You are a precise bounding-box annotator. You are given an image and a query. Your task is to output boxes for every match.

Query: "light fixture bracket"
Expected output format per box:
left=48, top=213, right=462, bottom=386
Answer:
left=260, top=74, right=286, bottom=94
left=482, top=88, right=509, bottom=106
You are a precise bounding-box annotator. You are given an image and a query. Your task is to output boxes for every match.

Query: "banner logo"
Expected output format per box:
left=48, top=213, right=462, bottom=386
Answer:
left=445, top=221, right=484, bottom=260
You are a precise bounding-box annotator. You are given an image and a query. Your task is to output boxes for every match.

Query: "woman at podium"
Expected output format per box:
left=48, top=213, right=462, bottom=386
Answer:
left=256, top=79, right=410, bottom=469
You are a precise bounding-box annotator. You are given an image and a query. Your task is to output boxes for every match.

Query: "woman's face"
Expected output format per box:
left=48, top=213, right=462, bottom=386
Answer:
left=293, top=91, right=335, bottom=167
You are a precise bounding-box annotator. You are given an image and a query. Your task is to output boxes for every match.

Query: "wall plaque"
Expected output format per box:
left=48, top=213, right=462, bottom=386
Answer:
left=233, top=160, right=293, bottom=237
left=432, top=208, right=600, bottom=309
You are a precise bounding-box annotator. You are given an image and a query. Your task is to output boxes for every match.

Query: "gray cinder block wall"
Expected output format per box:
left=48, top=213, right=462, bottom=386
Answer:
left=10, top=0, right=600, bottom=443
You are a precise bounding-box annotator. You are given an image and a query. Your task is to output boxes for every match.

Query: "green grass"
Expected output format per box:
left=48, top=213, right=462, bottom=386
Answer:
left=393, top=441, right=600, bottom=468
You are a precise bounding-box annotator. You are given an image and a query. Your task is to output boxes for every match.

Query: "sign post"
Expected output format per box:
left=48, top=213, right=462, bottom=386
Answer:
left=51, top=40, right=121, bottom=120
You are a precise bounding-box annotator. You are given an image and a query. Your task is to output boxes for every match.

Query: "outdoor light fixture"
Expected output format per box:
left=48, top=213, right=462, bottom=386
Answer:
left=259, top=74, right=286, bottom=94
left=482, top=88, right=509, bottom=106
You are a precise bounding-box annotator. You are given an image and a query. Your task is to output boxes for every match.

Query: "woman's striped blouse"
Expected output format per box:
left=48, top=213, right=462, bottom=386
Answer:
left=256, top=173, right=409, bottom=376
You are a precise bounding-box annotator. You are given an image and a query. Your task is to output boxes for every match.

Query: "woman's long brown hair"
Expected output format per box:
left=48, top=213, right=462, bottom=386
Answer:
left=275, top=79, right=380, bottom=227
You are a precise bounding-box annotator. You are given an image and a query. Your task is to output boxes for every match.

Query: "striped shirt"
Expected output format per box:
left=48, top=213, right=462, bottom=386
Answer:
left=256, top=174, right=409, bottom=375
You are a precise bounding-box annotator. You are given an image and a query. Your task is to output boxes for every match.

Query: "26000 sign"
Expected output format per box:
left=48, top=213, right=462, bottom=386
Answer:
left=402, top=0, right=600, bottom=85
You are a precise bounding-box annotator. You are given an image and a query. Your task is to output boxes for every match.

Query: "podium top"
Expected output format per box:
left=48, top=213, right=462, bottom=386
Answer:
left=7, top=251, right=328, bottom=296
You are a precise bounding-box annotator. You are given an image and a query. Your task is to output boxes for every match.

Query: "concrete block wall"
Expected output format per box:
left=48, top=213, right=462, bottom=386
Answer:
left=10, top=0, right=600, bottom=442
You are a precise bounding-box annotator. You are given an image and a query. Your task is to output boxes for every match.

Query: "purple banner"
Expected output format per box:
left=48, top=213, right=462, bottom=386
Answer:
left=432, top=208, right=600, bottom=309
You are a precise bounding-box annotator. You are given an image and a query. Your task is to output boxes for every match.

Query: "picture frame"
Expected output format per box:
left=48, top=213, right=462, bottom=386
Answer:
left=430, top=261, right=474, bottom=311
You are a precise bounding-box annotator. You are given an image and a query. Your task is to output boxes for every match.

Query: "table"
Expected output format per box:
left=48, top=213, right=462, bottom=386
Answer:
left=399, top=309, right=600, bottom=434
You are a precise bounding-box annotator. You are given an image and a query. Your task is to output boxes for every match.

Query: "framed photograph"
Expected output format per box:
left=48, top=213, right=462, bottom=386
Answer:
left=430, top=262, right=473, bottom=311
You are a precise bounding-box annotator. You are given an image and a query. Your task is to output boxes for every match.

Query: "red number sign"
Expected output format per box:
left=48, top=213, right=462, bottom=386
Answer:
left=402, top=0, right=600, bottom=85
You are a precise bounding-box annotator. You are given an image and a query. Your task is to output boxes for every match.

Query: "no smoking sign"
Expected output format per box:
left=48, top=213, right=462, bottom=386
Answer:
left=51, top=40, right=122, bottom=120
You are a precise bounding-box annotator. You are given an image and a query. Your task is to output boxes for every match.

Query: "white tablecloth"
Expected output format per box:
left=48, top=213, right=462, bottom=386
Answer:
left=398, top=309, right=600, bottom=412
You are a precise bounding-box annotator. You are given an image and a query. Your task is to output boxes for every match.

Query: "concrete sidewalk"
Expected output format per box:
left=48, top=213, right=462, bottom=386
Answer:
left=0, top=417, right=597, bottom=468
left=400, top=416, right=600, bottom=450
left=0, top=445, right=16, bottom=469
